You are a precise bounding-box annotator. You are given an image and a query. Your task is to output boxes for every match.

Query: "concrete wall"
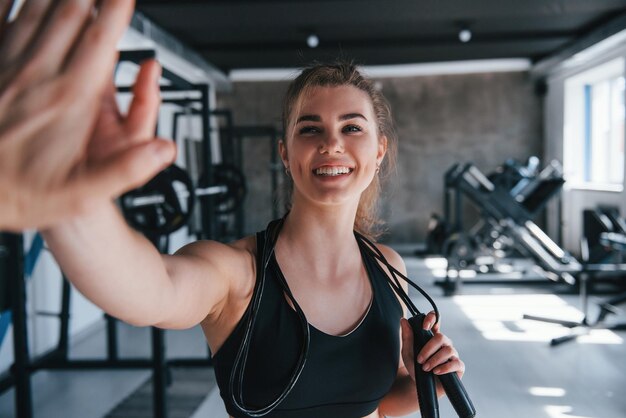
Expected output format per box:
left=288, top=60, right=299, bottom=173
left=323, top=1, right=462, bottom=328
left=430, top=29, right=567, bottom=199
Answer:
left=217, top=71, right=543, bottom=242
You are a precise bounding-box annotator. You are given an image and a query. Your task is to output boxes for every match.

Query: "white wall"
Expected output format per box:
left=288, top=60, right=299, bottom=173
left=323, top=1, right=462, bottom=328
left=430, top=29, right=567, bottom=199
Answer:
left=544, top=33, right=626, bottom=256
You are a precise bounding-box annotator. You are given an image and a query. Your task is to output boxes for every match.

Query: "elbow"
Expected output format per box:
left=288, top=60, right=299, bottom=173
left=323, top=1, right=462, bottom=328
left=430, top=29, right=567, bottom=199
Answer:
left=113, top=304, right=168, bottom=328
left=116, top=314, right=158, bottom=328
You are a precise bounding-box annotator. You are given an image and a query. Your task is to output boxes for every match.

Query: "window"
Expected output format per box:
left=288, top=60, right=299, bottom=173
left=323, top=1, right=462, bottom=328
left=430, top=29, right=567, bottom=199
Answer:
left=563, top=58, right=625, bottom=190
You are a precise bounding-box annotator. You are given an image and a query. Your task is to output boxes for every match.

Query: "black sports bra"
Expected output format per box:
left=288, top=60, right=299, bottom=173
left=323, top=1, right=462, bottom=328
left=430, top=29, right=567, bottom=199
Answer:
left=211, top=225, right=403, bottom=418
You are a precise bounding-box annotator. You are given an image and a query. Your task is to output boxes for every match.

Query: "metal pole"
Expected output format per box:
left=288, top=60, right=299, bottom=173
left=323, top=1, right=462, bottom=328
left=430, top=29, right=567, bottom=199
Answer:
left=57, top=276, right=72, bottom=357
left=7, top=233, right=33, bottom=418
left=105, top=315, right=118, bottom=361
left=150, top=234, right=169, bottom=418
left=151, top=327, right=168, bottom=418
left=270, top=130, right=279, bottom=219
left=200, top=84, right=216, bottom=240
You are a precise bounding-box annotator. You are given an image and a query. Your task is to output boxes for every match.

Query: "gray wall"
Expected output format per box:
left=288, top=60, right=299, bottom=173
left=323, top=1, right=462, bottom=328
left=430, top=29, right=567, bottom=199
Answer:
left=217, top=71, right=543, bottom=242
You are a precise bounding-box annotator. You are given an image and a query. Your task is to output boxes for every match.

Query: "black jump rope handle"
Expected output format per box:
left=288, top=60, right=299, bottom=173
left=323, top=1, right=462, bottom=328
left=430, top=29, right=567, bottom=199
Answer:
left=408, top=314, right=476, bottom=418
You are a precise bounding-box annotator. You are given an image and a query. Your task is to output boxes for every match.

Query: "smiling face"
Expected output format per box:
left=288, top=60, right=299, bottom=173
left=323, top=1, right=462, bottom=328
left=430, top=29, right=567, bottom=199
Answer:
left=280, top=85, right=387, bottom=208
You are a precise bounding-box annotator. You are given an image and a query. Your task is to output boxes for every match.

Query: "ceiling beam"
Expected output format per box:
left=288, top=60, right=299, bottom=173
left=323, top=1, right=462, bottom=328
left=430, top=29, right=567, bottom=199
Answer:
left=136, top=0, right=626, bottom=22
left=191, top=31, right=573, bottom=53
left=129, top=11, right=231, bottom=91
left=531, top=11, right=626, bottom=78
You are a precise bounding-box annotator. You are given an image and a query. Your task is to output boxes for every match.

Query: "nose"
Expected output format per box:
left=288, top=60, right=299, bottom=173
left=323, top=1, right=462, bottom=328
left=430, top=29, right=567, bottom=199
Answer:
left=319, top=131, right=344, bottom=154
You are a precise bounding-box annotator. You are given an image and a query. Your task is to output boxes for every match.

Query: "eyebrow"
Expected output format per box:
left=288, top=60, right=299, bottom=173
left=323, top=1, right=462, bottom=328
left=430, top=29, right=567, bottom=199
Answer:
left=296, top=113, right=368, bottom=124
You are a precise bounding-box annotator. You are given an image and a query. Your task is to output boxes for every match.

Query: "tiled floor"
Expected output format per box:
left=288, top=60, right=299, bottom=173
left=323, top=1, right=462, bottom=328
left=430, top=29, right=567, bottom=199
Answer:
left=1, top=255, right=625, bottom=418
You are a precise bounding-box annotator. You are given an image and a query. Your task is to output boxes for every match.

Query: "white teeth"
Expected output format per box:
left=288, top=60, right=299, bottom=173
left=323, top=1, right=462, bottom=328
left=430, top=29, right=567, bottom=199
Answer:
left=315, top=166, right=351, bottom=176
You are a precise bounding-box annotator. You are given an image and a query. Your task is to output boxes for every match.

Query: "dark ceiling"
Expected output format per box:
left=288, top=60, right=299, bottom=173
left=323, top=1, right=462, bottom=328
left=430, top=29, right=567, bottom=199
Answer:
left=135, top=0, right=626, bottom=73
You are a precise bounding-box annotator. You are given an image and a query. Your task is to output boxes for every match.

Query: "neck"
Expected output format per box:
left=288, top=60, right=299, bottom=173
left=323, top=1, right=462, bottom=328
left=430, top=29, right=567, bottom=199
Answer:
left=276, top=194, right=361, bottom=279
left=283, top=195, right=359, bottom=243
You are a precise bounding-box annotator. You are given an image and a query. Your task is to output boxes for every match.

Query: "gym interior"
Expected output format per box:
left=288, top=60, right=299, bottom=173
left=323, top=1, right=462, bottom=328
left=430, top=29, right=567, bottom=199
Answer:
left=2, top=1, right=626, bottom=417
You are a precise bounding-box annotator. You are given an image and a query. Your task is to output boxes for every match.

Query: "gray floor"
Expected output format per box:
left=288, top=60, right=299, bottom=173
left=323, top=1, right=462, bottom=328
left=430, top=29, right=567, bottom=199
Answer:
left=1, top=255, right=625, bottom=418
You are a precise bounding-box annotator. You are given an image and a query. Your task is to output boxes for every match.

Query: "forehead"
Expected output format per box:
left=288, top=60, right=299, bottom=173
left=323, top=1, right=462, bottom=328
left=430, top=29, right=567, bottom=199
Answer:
left=295, top=85, right=374, bottom=119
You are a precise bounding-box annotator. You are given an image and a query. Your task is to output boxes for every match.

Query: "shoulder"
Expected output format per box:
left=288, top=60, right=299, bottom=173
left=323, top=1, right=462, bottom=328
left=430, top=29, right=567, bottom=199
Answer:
left=372, top=243, right=409, bottom=296
left=175, top=235, right=258, bottom=297
left=374, top=243, right=407, bottom=275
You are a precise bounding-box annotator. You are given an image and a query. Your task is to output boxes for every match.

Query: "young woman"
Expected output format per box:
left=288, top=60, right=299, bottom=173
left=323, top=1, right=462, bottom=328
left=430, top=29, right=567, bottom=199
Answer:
left=43, top=62, right=465, bottom=418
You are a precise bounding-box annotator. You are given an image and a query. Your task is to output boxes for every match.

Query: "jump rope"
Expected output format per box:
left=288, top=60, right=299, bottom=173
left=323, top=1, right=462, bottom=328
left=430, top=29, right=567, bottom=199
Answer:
left=230, top=218, right=476, bottom=418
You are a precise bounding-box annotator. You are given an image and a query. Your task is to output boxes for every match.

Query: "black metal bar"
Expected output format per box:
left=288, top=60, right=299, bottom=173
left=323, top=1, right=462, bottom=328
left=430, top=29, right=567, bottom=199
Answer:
left=454, top=186, right=463, bottom=232
left=151, top=327, right=168, bottom=418
left=118, top=49, right=156, bottom=64
left=116, top=84, right=205, bottom=94
left=161, top=98, right=203, bottom=107
left=162, top=67, right=195, bottom=91
left=0, top=239, right=9, bottom=312
left=200, top=84, right=216, bottom=240
left=147, top=235, right=170, bottom=418
left=105, top=314, right=119, bottom=361
left=7, top=233, right=33, bottom=418
left=211, top=109, right=246, bottom=237
left=270, top=130, right=279, bottom=219
left=118, top=50, right=195, bottom=90
left=0, top=373, right=15, bottom=393
left=57, top=276, right=71, bottom=357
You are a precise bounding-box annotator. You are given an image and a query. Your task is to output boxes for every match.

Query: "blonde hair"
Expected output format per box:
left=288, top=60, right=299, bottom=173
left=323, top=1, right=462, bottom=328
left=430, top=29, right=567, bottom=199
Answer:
left=281, top=62, right=397, bottom=239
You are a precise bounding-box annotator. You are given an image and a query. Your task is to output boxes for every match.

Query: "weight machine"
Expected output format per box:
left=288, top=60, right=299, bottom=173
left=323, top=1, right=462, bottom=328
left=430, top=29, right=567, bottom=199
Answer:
left=523, top=206, right=626, bottom=345
left=429, top=158, right=626, bottom=345
left=434, top=158, right=581, bottom=295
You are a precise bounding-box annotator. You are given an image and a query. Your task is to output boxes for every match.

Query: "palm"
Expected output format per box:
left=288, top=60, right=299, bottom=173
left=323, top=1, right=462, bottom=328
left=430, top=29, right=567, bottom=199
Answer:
left=86, top=87, right=130, bottom=162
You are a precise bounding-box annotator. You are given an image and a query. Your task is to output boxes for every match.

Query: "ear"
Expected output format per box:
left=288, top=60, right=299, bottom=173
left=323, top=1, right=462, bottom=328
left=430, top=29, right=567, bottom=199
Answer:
left=279, top=140, right=289, bottom=168
left=376, top=135, right=388, bottom=166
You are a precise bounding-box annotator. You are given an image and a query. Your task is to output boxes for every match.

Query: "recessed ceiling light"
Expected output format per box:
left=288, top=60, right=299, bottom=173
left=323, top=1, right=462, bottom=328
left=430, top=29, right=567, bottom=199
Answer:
left=459, top=28, right=472, bottom=43
left=307, top=34, right=319, bottom=48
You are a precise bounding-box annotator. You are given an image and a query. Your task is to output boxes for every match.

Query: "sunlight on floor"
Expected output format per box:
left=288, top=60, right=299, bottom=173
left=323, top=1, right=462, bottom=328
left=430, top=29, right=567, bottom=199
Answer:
left=529, top=387, right=566, bottom=397
left=544, top=405, right=593, bottom=418
left=453, top=294, right=623, bottom=344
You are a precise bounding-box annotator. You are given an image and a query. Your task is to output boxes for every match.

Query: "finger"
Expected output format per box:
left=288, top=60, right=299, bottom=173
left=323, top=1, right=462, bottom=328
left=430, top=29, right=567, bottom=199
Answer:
left=0, top=0, right=54, bottom=64
left=400, top=319, right=414, bottom=359
left=400, top=319, right=416, bottom=379
left=25, top=0, right=97, bottom=78
left=80, top=139, right=176, bottom=200
left=65, top=0, right=134, bottom=92
left=423, top=311, right=438, bottom=331
left=432, top=358, right=465, bottom=377
left=125, top=59, right=161, bottom=140
left=417, top=333, right=451, bottom=364
left=422, top=345, right=458, bottom=372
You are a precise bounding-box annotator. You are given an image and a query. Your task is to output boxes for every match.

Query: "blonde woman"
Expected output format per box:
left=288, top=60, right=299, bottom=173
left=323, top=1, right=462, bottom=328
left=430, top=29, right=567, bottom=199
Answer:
left=43, top=62, right=465, bottom=418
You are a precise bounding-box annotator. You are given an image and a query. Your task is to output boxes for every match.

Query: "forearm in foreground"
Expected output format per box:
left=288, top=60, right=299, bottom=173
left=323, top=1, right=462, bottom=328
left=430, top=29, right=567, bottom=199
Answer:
left=42, top=203, right=174, bottom=327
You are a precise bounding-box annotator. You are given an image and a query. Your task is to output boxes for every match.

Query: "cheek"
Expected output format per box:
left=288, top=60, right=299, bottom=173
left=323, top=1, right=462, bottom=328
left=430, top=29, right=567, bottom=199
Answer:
left=356, top=140, right=382, bottom=165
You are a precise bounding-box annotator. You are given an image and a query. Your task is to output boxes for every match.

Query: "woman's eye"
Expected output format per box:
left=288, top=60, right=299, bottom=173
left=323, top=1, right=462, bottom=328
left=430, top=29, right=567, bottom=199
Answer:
left=343, top=125, right=362, bottom=133
left=299, top=126, right=320, bottom=135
